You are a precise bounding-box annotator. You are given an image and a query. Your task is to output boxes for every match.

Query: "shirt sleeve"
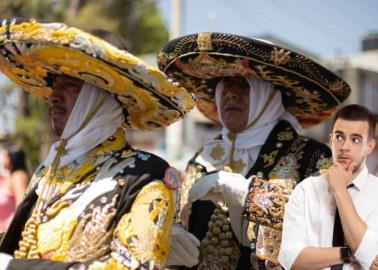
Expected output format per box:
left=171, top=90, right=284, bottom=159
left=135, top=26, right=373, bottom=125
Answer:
left=278, top=181, right=308, bottom=269
left=5, top=181, right=175, bottom=270
left=354, top=210, right=378, bottom=269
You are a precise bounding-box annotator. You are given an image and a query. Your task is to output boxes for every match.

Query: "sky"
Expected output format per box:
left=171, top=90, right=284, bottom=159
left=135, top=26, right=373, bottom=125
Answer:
left=157, top=0, right=378, bottom=59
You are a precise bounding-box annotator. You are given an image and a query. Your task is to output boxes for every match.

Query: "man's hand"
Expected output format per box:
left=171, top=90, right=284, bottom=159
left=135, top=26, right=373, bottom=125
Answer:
left=187, top=170, right=250, bottom=207
left=166, top=224, right=200, bottom=267
left=187, top=170, right=251, bottom=242
left=0, top=253, right=12, bottom=270
left=326, top=162, right=355, bottom=194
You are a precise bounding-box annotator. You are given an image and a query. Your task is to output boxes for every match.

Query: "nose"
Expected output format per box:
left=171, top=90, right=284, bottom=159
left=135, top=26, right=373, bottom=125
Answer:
left=48, top=89, right=63, bottom=105
left=224, top=87, right=240, bottom=100
left=340, top=139, right=351, bottom=152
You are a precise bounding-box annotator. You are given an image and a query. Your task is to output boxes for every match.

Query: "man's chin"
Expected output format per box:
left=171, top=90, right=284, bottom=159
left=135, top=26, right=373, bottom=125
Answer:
left=337, top=160, right=351, bottom=169
left=50, top=122, right=64, bottom=136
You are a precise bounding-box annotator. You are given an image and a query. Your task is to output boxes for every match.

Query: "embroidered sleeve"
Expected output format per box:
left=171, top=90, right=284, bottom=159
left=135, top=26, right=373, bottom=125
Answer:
left=85, top=180, right=175, bottom=270
left=4, top=181, right=175, bottom=270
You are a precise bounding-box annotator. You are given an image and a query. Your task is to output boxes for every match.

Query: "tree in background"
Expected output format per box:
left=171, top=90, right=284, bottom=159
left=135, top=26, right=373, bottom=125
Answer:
left=0, top=0, right=169, bottom=169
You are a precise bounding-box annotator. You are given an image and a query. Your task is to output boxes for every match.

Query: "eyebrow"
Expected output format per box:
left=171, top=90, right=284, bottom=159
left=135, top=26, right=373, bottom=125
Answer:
left=334, top=130, right=363, bottom=139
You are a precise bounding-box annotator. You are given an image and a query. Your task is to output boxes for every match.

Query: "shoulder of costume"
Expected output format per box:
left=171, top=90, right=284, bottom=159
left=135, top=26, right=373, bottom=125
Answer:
left=113, top=148, right=170, bottom=179
left=187, top=134, right=223, bottom=173
left=296, top=134, right=331, bottom=157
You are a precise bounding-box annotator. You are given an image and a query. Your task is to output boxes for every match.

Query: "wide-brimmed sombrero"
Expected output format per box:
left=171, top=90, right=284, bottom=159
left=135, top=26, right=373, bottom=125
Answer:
left=0, top=18, right=194, bottom=130
left=157, top=32, right=351, bottom=127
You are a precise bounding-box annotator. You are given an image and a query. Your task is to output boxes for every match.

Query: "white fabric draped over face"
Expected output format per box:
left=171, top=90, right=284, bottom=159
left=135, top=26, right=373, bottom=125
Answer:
left=200, top=77, right=301, bottom=176
left=43, top=83, right=124, bottom=169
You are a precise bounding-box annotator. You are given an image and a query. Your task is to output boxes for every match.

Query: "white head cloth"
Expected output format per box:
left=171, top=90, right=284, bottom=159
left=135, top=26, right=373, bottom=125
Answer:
left=43, top=83, right=124, bottom=169
left=199, top=77, right=301, bottom=176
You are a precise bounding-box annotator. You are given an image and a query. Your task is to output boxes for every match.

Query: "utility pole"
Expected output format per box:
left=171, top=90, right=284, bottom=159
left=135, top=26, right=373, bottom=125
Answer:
left=165, top=0, right=187, bottom=167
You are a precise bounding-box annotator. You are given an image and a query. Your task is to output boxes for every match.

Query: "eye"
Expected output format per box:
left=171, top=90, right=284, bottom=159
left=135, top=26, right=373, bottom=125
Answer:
left=352, top=137, right=361, bottom=143
left=335, top=134, right=343, bottom=141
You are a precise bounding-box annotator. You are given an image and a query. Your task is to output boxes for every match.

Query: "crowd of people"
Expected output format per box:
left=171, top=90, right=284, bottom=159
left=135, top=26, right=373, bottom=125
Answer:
left=0, top=18, right=376, bottom=270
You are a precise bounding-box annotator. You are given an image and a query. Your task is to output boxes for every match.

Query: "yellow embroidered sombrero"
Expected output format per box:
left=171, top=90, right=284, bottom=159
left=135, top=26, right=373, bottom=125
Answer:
left=157, top=32, right=351, bottom=127
left=0, top=18, right=194, bottom=130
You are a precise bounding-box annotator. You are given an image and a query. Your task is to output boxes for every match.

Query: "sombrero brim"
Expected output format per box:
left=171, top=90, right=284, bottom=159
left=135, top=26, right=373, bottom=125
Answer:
left=157, top=32, right=351, bottom=127
left=0, top=18, right=194, bottom=130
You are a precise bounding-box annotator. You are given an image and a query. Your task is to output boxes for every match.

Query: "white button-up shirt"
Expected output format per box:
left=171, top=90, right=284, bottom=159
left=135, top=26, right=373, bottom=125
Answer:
left=278, top=166, right=378, bottom=269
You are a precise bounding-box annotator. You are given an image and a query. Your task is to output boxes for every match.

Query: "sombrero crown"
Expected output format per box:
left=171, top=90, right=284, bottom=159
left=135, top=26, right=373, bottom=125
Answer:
left=0, top=18, right=194, bottom=130
left=157, top=32, right=351, bottom=127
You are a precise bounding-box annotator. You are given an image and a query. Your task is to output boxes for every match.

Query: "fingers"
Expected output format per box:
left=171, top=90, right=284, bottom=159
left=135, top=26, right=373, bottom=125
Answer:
left=188, top=173, right=218, bottom=203
left=347, top=162, right=355, bottom=174
left=169, top=227, right=200, bottom=267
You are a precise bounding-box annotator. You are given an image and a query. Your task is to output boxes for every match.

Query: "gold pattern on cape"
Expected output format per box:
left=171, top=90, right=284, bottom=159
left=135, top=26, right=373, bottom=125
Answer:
left=64, top=195, right=118, bottom=262
left=277, top=130, right=294, bottom=141
left=197, top=32, right=213, bottom=51
left=209, top=143, right=226, bottom=161
left=270, top=47, right=291, bottom=66
left=14, top=128, right=126, bottom=259
left=230, top=159, right=246, bottom=174
left=261, top=150, right=279, bottom=168
left=116, top=181, right=174, bottom=265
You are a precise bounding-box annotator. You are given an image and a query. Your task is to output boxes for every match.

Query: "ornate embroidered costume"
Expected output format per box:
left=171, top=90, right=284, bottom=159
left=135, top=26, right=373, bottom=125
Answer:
left=183, top=121, right=331, bottom=269
left=157, top=32, right=350, bottom=269
left=0, top=129, right=175, bottom=269
left=0, top=18, right=194, bottom=270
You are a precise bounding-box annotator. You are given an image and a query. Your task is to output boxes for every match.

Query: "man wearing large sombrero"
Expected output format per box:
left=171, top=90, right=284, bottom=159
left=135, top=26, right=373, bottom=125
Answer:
left=157, top=32, right=350, bottom=269
left=0, top=18, right=194, bottom=269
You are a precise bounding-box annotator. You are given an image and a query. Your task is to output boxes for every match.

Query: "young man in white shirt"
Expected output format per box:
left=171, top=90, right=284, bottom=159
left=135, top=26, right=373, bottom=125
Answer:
left=278, top=104, right=378, bottom=270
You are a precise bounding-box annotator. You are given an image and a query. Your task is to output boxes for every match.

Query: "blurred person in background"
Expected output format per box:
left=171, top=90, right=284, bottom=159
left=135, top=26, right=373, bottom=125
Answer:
left=0, top=147, right=29, bottom=232
left=366, top=114, right=378, bottom=176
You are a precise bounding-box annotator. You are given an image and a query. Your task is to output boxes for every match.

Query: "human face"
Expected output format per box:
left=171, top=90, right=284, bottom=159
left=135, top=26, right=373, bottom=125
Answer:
left=329, top=118, right=376, bottom=174
left=48, top=75, right=83, bottom=136
left=219, top=77, right=250, bottom=133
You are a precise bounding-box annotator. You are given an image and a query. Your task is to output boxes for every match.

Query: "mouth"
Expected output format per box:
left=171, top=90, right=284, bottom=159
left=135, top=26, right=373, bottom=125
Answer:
left=223, top=103, right=243, bottom=113
left=49, top=106, right=66, bottom=117
left=337, top=156, right=351, bottom=162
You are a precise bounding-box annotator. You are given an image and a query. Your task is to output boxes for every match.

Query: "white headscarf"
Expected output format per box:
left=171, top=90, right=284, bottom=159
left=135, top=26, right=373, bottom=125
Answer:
left=199, top=77, right=301, bottom=176
left=43, top=83, right=124, bottom=169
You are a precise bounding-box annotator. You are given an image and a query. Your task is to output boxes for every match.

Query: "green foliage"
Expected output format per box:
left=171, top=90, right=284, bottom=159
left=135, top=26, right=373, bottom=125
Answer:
left=0, top=0, right=169, bottom=168
left=14, top=93, right=53, bottom=170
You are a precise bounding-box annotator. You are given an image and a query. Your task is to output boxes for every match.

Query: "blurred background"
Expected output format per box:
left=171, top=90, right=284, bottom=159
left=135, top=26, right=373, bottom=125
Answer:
left=0, top=0, right=377, bottom=174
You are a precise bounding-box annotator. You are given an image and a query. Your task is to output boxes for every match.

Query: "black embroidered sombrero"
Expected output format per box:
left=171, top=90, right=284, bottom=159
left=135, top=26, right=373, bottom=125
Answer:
left=157, top=32, right=351, bottom=127
left=0, top=18, right=194, bottom=130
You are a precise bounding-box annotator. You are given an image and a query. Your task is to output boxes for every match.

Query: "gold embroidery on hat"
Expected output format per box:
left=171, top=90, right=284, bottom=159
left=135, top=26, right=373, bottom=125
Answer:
left=271, top=47, right=291, bottom=65
left=197, top=32, right=213, bottom=51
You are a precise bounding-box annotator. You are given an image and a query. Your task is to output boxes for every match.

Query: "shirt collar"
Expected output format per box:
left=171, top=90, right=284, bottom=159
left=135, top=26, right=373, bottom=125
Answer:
left=350, top=165, right=369, bottom=191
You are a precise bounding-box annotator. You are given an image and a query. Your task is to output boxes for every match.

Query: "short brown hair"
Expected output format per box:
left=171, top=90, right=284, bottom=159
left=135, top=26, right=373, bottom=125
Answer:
left=332, top=104, right=376, bottom=139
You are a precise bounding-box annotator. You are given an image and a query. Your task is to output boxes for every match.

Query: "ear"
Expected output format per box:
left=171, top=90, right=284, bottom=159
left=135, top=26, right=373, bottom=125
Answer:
left=328, top=133, right=333, bottom=146
left=367, top=138, right=376, bottom=155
